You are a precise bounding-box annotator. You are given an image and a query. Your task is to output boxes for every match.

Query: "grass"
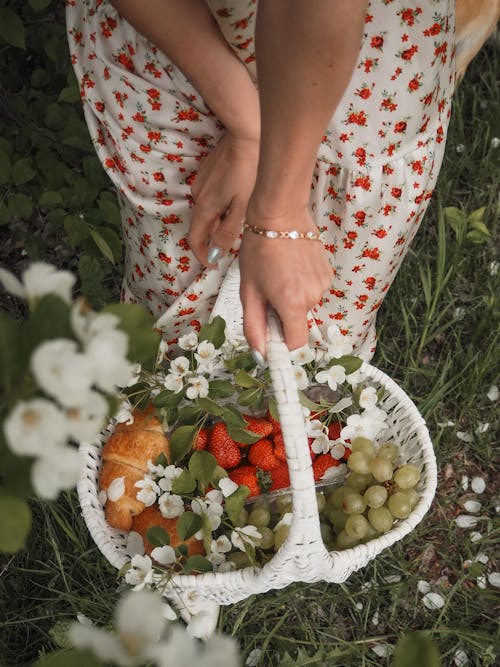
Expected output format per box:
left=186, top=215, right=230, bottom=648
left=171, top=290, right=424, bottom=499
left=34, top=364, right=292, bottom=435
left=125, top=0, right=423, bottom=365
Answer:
left=1, top=38, right=499, bottom=667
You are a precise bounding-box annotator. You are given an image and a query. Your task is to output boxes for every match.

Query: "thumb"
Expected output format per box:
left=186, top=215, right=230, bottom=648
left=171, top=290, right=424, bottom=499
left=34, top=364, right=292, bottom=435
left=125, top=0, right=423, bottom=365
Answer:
left=241, top=283, right=268, bottom=365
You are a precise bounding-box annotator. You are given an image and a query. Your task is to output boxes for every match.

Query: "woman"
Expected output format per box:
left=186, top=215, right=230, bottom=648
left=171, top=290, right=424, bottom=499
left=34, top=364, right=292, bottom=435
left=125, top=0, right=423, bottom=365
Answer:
left=67, top=0, right=457, bottom=362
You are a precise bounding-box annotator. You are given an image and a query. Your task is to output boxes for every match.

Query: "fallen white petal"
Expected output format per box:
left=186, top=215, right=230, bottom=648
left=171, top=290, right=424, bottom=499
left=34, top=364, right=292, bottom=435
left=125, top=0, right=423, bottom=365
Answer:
left=245, top=648, right=262, bottom=666
left=455, top=515, right=479, bottom=528
left=453, top=648, right=469, bottom=666
left=475, top=553, right=489, bottom=565
left=486, top=384, right=499, bottom=402
left=371, top=610, right=379, bottom=626
left=477, top=575, right=487, bottom=589
left=371, top=644, right=393, bottom=658
left=98, top=489, right=107, bottom=505
left=461, top=475, right=469, bottom=491
left=471, top=477, right=486, bottom=494
left=475, top=423, right=489, bottom=434
left=126, top=531, right=145, bottom=557
left=417, top=580, right=431, bottom=594
left=463, top=500, right=481, bottom=513
left=354, top=601, right=363, bottom=610
left=107, top=477, right=125, bottom=502
left=487, top=572, right=500, bottom=588
left=457, top=431, right=474, bottom=443
left=422, top=592, right=446, bottom=610
left=470, top=531, right=482, bottom=543
left=437, top=420, right=455, bottom=428
left=383, top=574, right=402, bottom=584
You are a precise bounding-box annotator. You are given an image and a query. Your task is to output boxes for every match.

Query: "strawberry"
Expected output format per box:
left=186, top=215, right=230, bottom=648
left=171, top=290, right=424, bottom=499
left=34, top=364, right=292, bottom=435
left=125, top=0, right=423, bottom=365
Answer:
left=312, top=453, right=341, bottom=481
left=208, top=422, right=241, bottom=469
left=342, top=446, right=352, bottom=461
left=273, top=432, right=286, bottom=462
left=308, top=438, right=318, bottom=461
left=269, top=463, right=290, bottom=492
left=266, top=410, right=282, bottom=437
left=242, top=414, right=273, bottom=439
left=193, top=426, right=210, bottom=451
left=328, top=421, right=343, bottom=441
left=248, top=438, right=281, bottom=471
left=228, top=465, right=261, bottom=497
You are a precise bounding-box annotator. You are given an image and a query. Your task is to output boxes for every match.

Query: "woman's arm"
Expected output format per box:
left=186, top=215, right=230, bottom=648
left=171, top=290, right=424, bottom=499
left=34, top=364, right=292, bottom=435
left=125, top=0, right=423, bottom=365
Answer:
left=240, top=0, right=369, bottom=355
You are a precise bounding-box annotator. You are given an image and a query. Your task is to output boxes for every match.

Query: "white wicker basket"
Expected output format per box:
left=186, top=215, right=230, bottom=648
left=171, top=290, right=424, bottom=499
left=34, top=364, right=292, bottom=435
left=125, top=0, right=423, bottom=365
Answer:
left=77, top=262, right=437, bottom=633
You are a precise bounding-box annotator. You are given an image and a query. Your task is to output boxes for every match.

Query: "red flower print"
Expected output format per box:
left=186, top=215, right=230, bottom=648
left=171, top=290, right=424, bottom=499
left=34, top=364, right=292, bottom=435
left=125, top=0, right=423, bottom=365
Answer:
left=356, top=86, right=372, bottom=100
left=162, top=214, right=180, bottom=225
left=176, top=108, right=200, bottom=122
left=190, top=320, right=201, bottom=332
left=373, top=227, right=388, bottom=238
left=354, top=175, right=371, bottom=191
left=178, top=307, right=195, bottom=316
left=186, top=293, right=199, bottom=302
left=153, top=172, right=165, bottom=182
left=132, top=112, right=145, bottom=122
left=354, top=211, right=366, bottom=226
left=401, top=44, right=418, bottom=61
left=362, top=247, right=380, bottom=260
left=330, top=289, right=345, bottom=298
left=94, top=101, right=105, bottom=112
left=147, top=88, right=160, bottom=99
left=408, top=76, right=421, bottom=91
left=423, top=22, right=442, bottom=37
left=347, top=110, right=368, bottom=126
left=354, top=147, right=367, bottom=166
left=364, top=277, right=376, bottom=290
left=391, top=187, right=402, bottom=198
left=394, top=121, right=407, bottom=133
left=158, top=252, right=171, bottom=264
left=140, top=144, right=151, bottom=153
left=148, top=131, right=162, bottom=142
left=370, top=35, right=384, bottom=49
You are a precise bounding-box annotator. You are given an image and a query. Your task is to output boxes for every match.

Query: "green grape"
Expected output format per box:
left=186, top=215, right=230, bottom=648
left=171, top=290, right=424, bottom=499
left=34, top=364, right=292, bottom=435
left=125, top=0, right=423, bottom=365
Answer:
left=226, top=552, right=251, bottom=569
left=320, top=522, right=335, bottom=544
left=345, top=471, right=374, bottom=491
left=336, top=529, right=359, bottom=550
left=232, top=507, right=249, bottom=527
left=342, top=492, right=367, bottom=515
left=274, top=524, right=290, bottom=551
left=394, top=464, right=421, bottom=489
left=347, top=451, right=372, bottom=475
left=388, top=492, right=412, bottom=519
left=401, top=487, right=419, bottom=508
left=378, top=441, right=399, bottom=461
left=316, top=492, right=327, bottom=513
left=256, top=526, right=274, bottom=550
left=275, top=494, right=293, bottom=515
left=327, top=508, right=348, bottom=531
left=368, top=506, right=393, bottom=532
left=363, top=484, right=388, bottom=508
left=369, top=456, right=393, bottom=482
left=328, top=485, right=353, bottom=509
left=345, top=514, right=369, bottom=539
left=248, top=507, right=271, bottom=527
left=351, top=437, right=376, bottom=458
left=362, top=522, right=379, bottom=542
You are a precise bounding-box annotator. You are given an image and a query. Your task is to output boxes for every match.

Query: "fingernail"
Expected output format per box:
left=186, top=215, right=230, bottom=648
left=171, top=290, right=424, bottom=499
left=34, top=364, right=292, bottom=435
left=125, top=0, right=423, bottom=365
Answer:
left=207, top=246, right=222, bottom=265
left=251, top=348, right=266, bottom=368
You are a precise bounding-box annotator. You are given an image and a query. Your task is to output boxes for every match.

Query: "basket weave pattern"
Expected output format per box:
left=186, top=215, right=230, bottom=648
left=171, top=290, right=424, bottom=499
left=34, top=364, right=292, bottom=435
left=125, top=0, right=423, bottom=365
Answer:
left=78, top=264, right=437, bottom=610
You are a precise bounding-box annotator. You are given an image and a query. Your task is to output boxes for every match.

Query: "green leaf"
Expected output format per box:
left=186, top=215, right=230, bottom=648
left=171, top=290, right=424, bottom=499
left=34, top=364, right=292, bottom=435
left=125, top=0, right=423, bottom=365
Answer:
left=177, top=405, right=202, bottom=425
left=8, top=193, right=33, bottom=219
left=171, top=470, right=196, bottom=494
left=224, top=485, right=250, bottom=525
left=0, top=491, right=32, bottom=552
left=234, top=368, right=260, bottom=388
left=221, top=406, right=247, bottom=429
left=58, top=86, right=81, bottom=104
left=145, top=526, right=170, bottom=547
left=0, top=9, right=26, bottom=49
left=39, top=191, right=64, bottom=209
left=466, top=229, right=489, bottom=244
left=103, top=303, right=161, bottom=369
left=0, top=311, right=27, bottom=393
left=468, top=206, right=486, bottom=224
left=153, top=389, right=185, bottom=409
left=32, top=648, right=105, bottom=667
left=197, top=396, right=226, bottom=417
left=89, top=226, right=116, bottom=263
left=176, top=511, right=202, bottom=541
left=467, top=220, right=490, bottom=237
left=12, top=159, right=36, bottom=185
left=443, top=206, right=466, bottom=235
left=0, top=201, right=10, bottom=225
left=328, top=355, right=363, bottom=375
left=211, top=465, right=228, bottom=487
left=185, top=554, right=212, bottom=573
left=0, top=149, right=12, bottom=184
left=237, top=386, right=263, bottom=407
left=268, top=398, right=279, bottom=421
left=227, top=426, right=262, bottom=445
left=64, top=214, right=90, bottom=246
left=28, top=294, right=73, bottom=347
left=208, top=379, right=235, bottom=398
left=169, top=424, right=198, bottom=463
left=29, top=0, right=53, bottom=11
left=188, top=450, right=218, bottom=490
left=392, top=631, right=442, bottom=667
left=98, top=198, right=121, bottom=226
left=198, top=315, right=226, bottom=348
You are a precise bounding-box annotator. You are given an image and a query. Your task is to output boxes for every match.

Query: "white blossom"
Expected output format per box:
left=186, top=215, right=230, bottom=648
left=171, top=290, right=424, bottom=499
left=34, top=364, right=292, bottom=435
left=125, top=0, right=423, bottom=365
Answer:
left=124, top=555, right=154, bottom=590
left=158, top=492, right=185, bottom=519
left=192, top=497, right=223, bottom=532
left=163, top=372, right=185, bottom=393
left=85, top=328, right=135, bottom=392
left=169, top=356, right=190, bottom=377
left=107, top=477, right=125, bottom=502
left=290, top=345, right=315, bottom=365
left=326, top=324, right=354, bottom=358
left=31, top=446, right=83, bottom=500
left=31, top=339, right=95, bottom=407
left=125, top=532, right=145, bottom=558
left=306, top=419, right=330, bottom=455
left=157, top=465, right=183, bottom=492
left=359, top=386, right=378, bottom=409
left=206, top=488, right=224, bottom=505
left=186, top=375, right=209, bottom=399
left=151, top=545, right=177, bottom=566
left=315, top=364, right=346, bottom=391
left=273, top=512, right=293, bottom=532
left=65, top=391, right=108, bottom=441
left=4, top=398, right=67, bottom=456
left=178, top=331, right=198, bottom=351
left=292, top=365, right=309, bottom=390
left=71, top=305, right=120, bottom=345
left=0, top=262, right=75, bottom=303
left=218, top=477, right=238, bottom=497
left=135, top=477, right=161, bottom=506
left=194, top=340, right=218, bottom=371
left=231, top=525, right=262, bottom=552
left=341, top=410, right=385, bottom=442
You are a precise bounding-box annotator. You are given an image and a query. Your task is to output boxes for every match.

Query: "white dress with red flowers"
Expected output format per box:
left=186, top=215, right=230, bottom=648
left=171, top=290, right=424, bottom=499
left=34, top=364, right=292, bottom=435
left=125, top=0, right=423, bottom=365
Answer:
left=66, top=0, right=455, bottom=359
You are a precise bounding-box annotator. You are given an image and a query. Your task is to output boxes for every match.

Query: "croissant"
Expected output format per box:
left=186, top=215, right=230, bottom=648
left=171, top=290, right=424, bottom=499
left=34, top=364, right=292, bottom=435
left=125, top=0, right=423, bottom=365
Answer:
left=131, top=506, right=205, bottom=558
left=100, top=404, right=170, bottom=531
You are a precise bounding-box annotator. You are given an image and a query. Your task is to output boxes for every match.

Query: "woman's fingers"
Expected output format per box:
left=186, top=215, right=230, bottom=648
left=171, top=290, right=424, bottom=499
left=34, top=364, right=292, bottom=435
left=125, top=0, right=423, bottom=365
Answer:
left=240, top=282, right=268, bottom=360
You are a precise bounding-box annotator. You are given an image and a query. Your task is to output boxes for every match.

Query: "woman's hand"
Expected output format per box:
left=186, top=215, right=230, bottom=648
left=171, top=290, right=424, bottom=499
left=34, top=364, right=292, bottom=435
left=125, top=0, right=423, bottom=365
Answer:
left=239, top=206, right=333, bottom=355
left=188, top=133, right=259, bottom=266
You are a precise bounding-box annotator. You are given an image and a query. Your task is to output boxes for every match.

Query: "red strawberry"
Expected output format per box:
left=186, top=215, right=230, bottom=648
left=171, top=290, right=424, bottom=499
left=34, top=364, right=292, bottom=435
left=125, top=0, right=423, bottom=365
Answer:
left=248, top=438, right=281, bottom=471
left=342, top=446, right=352, bottom=461
left=269, top=463, right=290, bottom=492
left=273, top=432, right=287, bottom=462
left=208, top=422, right=241, bottom=469
left=228, top=465, right=261, bottom=497
left=312, top=453, right=341, bottom=481
left=242, top=414, right=273, bottom=439
left=328, top=421, right=343, bottom=441
left=308, top=438, right=318, bottom=461
left=266, top=410, right=282, bottom=436
left=193, top=426, right=210, bottom=451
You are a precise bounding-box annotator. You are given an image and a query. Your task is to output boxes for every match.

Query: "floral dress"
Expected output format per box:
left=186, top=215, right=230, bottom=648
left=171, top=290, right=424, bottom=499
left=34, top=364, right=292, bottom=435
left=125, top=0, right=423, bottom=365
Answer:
left=66, top=0, right=456, bottom=359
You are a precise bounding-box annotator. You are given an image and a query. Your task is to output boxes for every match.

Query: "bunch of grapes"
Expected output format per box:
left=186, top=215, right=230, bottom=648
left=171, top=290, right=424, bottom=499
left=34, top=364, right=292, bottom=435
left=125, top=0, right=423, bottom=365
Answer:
left=320, top=436, right=421, bottom=550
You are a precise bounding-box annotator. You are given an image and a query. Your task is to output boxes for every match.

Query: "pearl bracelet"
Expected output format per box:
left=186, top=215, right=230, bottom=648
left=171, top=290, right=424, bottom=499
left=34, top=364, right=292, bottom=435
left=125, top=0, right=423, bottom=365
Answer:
left=242, top=221, right=322, bottom=242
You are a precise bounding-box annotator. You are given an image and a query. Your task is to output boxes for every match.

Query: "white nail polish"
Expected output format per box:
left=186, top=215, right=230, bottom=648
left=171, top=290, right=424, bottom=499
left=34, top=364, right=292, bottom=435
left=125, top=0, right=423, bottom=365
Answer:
left=251, top=349, right=266, bottom=368
left=207, top=246, right=222, bottom=265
